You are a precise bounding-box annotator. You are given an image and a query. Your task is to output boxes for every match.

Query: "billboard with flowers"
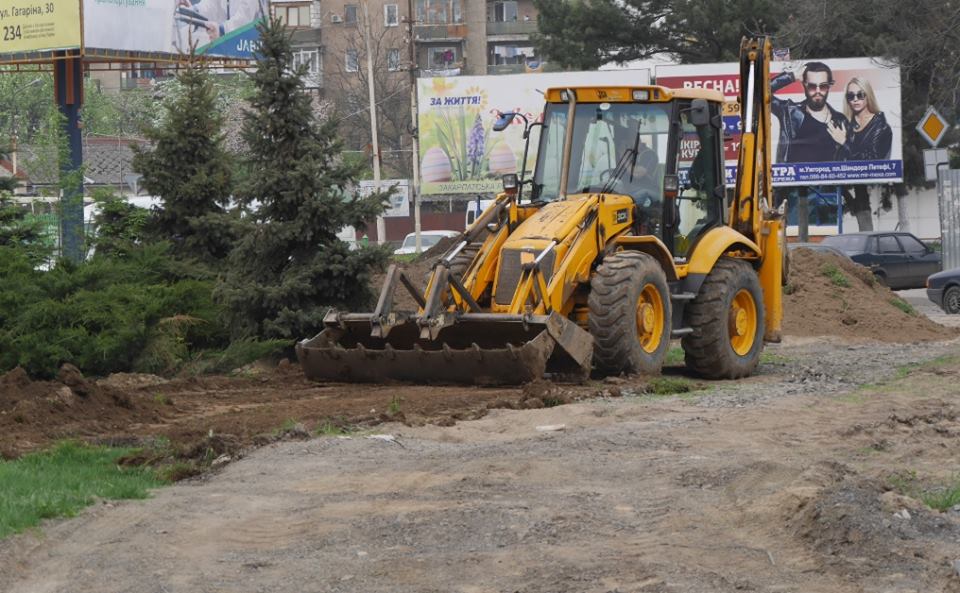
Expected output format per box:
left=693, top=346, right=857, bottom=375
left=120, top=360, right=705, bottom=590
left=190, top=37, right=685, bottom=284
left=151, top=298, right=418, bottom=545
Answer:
left=417, top=69, right=650, bottom=195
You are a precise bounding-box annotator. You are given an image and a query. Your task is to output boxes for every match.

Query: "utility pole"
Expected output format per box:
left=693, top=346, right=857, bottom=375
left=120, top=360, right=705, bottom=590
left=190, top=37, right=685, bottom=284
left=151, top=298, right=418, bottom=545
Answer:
left=406, top=0, right=422, bottom=252
left=361, top=0, right=386, bottom=244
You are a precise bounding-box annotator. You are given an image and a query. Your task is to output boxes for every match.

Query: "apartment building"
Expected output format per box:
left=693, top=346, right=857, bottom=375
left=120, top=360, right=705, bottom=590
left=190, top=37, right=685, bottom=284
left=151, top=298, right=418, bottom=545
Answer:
left=272, top=0, right=546, bottom=84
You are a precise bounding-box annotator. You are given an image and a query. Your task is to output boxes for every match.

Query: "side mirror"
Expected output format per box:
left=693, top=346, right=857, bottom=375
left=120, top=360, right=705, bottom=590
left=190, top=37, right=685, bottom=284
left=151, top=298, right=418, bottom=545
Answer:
left=690, top=99, right=710, bottom=127
left=493, top=111, right=517, bottom=132
left=502, top=173, right=519, bottom=194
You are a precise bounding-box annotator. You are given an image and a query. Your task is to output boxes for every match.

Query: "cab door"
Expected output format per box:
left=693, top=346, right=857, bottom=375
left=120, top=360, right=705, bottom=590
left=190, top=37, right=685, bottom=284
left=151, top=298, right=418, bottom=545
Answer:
left=669, top=100, right=723, bottom=261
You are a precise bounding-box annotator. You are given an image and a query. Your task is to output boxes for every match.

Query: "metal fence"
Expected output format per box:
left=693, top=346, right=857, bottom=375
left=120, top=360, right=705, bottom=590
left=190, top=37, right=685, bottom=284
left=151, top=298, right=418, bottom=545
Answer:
left=939, top=168, right=960, bottom=270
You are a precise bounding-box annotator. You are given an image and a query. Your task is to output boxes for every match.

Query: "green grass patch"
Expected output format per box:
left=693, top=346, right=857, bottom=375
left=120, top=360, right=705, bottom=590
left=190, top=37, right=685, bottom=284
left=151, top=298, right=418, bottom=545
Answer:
left=760, top=351, right=791, bottom=364
left=889, top=297, right=917, bottom=316
left=392, top=253, right=419, bottom=263
left=821, top=263, right=851, bottom=288
left=645, top=377, right=695, bottom=396
left=665, top=347, right=685, bottom=365
left=0, top=441, right=166, bottom=539
left=315, top=419, right=356, bottom=437
left=888, top=471, right=960, bottom=512
left=921, top=479, right=960, bottom=511
left=272, top=418, right=305, bottom=437
left=387, top=395, right=403, bottom=416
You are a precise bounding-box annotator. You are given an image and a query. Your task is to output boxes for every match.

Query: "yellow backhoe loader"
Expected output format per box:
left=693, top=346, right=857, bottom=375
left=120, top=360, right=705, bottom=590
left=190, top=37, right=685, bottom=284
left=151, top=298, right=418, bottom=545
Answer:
left=297, top=37, right=783, bottom=385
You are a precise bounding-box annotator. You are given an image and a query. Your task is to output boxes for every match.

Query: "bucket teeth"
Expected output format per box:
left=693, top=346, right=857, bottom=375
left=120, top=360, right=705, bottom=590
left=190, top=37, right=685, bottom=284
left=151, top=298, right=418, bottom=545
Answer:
left=297, top=312, right=592, bottom=385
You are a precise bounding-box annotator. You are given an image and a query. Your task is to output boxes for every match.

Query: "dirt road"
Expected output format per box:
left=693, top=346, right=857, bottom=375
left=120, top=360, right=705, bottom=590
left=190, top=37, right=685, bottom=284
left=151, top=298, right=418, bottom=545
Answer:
left=3, top=336, right=960, bottom=593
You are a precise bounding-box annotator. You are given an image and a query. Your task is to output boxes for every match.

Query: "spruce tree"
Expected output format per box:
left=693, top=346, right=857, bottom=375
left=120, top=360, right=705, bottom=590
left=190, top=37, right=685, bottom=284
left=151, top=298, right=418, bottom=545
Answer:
left=217, top=18, right=387, bottom=340
left=132, top=56, right=236, bottom=264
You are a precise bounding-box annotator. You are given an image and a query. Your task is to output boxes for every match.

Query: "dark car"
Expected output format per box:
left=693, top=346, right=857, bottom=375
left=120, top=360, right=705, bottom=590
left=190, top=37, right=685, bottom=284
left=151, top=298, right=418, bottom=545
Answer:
left=820, top=232, right=941, bottom=289
left=927, top=268, right=960, bottom=314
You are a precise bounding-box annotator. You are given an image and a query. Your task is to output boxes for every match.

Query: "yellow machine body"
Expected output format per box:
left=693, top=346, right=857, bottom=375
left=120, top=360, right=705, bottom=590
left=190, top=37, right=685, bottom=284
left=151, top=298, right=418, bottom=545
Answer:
left=297, top=38, right=783, bottom=384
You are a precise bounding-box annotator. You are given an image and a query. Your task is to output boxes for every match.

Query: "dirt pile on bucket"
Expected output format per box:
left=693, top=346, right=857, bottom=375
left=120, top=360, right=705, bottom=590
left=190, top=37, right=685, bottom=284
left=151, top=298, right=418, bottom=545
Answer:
left=368, top=237, right=463, bottom=313
left=782, top=248, right=957, bottom=342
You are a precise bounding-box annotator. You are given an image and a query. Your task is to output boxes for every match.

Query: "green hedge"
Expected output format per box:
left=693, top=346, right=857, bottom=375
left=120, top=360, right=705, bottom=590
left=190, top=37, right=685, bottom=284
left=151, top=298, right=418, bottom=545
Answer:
left=0, top=245, right=229, bottom=378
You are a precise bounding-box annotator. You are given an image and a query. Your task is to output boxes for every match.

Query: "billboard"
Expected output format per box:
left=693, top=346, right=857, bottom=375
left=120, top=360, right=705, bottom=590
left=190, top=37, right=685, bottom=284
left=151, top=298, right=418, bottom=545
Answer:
left=0, top=1, right=81, bottom=54
left=418, top=69, right=651, bottom=195
left=359, top=179, right=410, bottom=217
left=656, top=58, right=903, bottom=186
left=82, top=0, right=266, bottom=59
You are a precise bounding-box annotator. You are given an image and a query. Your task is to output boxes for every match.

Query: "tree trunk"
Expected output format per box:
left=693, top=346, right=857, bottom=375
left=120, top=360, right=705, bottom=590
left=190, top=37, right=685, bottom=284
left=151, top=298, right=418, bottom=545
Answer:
left=845, top=185, right=874, bottom=231
left=896, top=192, right=910, bottom=232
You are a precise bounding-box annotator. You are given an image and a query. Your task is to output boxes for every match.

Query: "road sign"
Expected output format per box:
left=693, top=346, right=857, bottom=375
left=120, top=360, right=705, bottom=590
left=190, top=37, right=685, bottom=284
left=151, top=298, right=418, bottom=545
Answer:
left=917, top=106, right=949, bottom=147
left=923, top=148, right=949, bottom=181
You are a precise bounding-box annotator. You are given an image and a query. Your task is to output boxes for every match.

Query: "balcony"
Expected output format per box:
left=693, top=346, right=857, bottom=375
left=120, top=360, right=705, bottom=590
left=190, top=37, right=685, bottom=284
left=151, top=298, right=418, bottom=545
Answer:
left=414, top=23, right=468, bottom=41
left=486, top=61, right=561, bottom=75
left=419, top=66, right=462, bottom=78
left=486, top=20, right=537, bottom=37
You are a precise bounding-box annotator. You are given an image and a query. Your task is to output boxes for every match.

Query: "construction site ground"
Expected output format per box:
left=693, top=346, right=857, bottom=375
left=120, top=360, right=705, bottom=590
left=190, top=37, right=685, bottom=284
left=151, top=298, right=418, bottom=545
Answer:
left=3, top=250, right=960, bottom=592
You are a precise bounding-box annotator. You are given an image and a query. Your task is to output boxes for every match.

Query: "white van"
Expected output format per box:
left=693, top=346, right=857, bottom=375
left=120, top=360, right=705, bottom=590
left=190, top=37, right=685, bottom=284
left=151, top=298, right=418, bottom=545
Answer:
left=465, top=198, right=495, bottom=229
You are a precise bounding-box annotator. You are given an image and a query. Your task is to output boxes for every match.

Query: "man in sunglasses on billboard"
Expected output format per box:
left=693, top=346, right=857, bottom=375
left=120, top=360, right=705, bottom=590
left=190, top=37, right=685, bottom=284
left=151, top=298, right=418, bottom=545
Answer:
left=770, top=62, right=849, bottom=163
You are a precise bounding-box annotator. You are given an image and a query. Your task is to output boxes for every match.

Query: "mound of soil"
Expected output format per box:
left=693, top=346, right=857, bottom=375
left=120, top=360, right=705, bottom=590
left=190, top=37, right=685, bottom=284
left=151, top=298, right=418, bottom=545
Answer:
left=0, top=365, right=171, bottom=459
left=783, top=249, right=957, bottom=342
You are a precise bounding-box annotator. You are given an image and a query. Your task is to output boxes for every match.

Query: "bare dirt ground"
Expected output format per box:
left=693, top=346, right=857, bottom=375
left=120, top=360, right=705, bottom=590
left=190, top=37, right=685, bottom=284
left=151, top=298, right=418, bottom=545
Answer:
left=2, top=336, right=960, bottom=593
left=3, top=251, right=960, bottom=592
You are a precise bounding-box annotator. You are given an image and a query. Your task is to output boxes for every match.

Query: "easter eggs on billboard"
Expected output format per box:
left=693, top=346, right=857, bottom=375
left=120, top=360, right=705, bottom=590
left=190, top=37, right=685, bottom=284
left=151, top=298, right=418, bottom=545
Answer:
left=487, top=142, right=517, bottom=175
left=421, top=147, right=453, bottom=183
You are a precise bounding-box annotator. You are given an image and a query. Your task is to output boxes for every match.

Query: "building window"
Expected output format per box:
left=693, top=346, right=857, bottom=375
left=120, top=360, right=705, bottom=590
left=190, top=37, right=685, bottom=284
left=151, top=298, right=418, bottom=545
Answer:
left=488, top=1, right=518, bottom=22
left=385, top=4, right=399, bottom=26
left=274, top=3, right=312, bottom=27
left=293, top=49, right=321, bottom=76
left=345, top=4, right=359, bottom=24
left=427, top=46, right=458, bottom=69
left=345, top=49, right=359, bottom=72
left=387, top=48, right=401, bottom=71
left=416, top=0, right=462, bottom=24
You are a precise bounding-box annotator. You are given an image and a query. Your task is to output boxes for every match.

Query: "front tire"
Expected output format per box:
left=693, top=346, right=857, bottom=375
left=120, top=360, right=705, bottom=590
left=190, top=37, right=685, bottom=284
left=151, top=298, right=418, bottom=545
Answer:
left=943, top=286, right=960, bottom=314
left=589, top=252, right=672, bottom=375
left=682, top=258, right=764, bottom=379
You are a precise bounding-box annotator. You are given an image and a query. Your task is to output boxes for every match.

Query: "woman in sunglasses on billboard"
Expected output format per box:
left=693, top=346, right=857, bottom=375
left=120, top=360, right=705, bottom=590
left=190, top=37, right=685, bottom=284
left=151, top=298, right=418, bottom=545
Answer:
left=834, top=77, right=893, bottom=161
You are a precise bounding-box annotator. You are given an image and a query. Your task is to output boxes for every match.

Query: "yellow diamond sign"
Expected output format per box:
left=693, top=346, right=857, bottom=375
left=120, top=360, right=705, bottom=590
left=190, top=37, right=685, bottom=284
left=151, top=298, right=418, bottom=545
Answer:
left=917, top=106, right=949, bottom=147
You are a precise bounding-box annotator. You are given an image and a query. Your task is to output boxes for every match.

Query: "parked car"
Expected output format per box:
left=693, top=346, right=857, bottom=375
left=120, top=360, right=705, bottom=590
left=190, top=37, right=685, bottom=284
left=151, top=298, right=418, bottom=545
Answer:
left=393, top=230, right=460, bottom=255
left=820, top=232, right=941, bottom=289
left=787, top=242, right=849, bottom=258
left=926, top=267, right=960, bottom=314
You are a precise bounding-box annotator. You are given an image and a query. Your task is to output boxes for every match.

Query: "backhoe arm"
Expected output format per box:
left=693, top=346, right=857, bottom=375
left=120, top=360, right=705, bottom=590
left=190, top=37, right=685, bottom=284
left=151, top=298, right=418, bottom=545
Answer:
left=731, top=37, right=774, bottom=242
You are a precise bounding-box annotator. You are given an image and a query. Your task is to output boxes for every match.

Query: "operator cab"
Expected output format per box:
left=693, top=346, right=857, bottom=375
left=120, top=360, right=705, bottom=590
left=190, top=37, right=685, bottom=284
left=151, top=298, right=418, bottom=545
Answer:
left=526, top=86, right=726, bottom=261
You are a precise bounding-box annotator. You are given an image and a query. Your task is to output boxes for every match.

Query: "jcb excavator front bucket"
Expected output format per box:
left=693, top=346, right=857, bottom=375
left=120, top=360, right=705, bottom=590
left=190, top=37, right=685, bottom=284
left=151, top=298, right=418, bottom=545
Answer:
left=296, top=311, right=592, bottom=385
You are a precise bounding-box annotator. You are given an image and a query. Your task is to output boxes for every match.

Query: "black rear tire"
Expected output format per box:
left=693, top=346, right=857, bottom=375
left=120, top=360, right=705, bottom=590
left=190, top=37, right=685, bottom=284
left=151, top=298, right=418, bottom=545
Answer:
left=682, top=258, right=765, bottom=379
left=588, top=252, right=672, bottom=375
left=943, top=286, right=960, bottom=314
